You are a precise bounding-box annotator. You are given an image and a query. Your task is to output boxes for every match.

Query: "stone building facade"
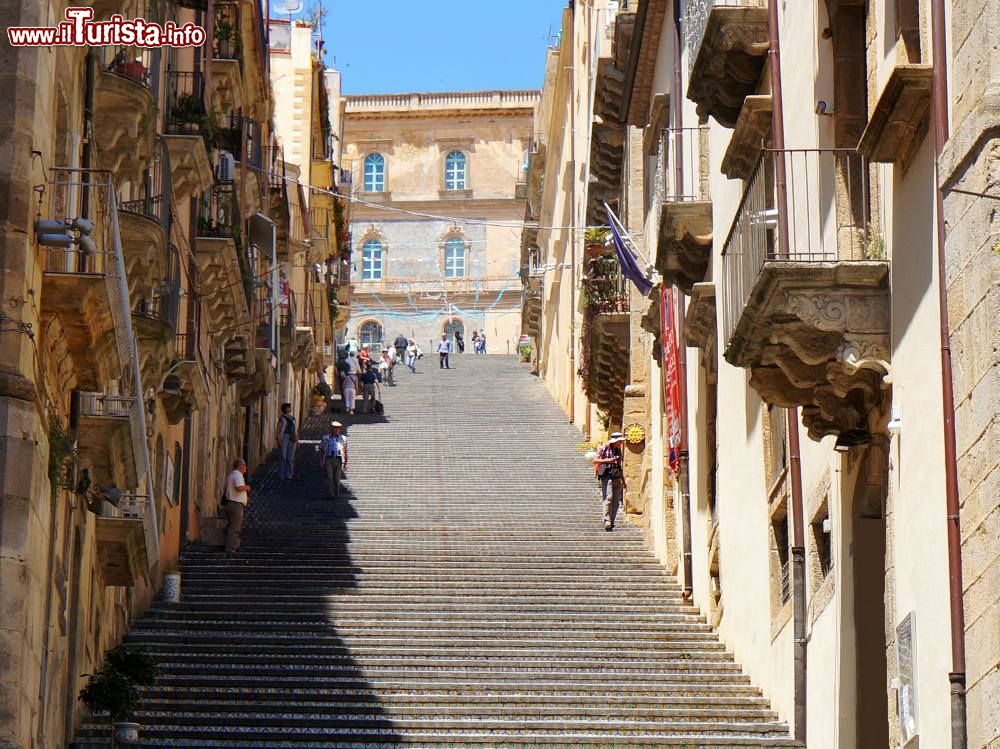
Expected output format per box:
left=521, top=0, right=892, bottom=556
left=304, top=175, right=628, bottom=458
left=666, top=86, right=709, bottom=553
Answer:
left=0, top=1, right=347, bottom=745
left=342, top=91, right=536, bottom=354
left=522, top=1, right=997, bottom=747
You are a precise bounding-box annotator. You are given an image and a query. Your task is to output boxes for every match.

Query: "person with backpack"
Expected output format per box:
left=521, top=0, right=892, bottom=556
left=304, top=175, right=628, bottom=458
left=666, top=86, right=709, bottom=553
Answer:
left=593, top=432, right=627, bottom=531
left=318, top=421, right=348, bottom=499
left=359, top=361, right=379, bottom=414
left=222, top=459, right=250, bottom=555
left=393, top=333, right=408, bottom=362
left=275, top=402, right=298, bottom=480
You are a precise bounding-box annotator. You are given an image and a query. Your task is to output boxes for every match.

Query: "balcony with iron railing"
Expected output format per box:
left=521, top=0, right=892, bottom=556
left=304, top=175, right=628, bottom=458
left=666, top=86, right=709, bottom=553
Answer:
left=207, top=1, right=244, bottom=114
left=656, top=127, right=713, bottom=293
left=580, top=256, right=631, bottom=427
left=94, top=493, right=150, bottom=587
left=75, top=391, right=138, bottom=492
left=684, top=0, right=769, bottom=128
left=93, top=3, right=159, bottom=184
left=162, top=71, right=214, bottom=200
left=720, top=148, right=890, bottom=441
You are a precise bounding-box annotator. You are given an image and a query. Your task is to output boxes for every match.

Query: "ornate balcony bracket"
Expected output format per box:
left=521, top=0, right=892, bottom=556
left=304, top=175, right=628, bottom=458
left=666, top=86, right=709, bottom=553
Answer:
left=724, top=262, right=891, bottom=440
left=77, top=406, right=137, bottom=490
left=858, top=64, right=933, bottom=169
left=120, top=211, right=167, bottom=294
left=96, top=517, right=148, bottom=587
left=94, top=72, right=157, bottom=184
left=162, top=135, right=214, bottom=201
left=589, top=316, right=630, bottom=426
left=721, top=95, right=772, bottom=180
left=40, top=275, right=110, bottom=391
left=197, top=236, right=250, bottom=335
left=208, top=58, right=244, bottom=114
left=239, top=350, right=276, bottom=403
left=686, top=5, right=770, bottom=128
left=224, top=335, right=252, bottom=383
left=684, top=282, right=718, bottom=384
left=656, top=201, right=713, bottom=293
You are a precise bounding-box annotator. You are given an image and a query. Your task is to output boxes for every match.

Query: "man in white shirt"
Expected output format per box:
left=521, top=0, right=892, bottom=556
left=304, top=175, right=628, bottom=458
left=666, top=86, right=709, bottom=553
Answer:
left=223, top=459, right=250, bottom=555
left=319, top=421, right=348, bottom=499
left=435, top=333, right=453, bottom=369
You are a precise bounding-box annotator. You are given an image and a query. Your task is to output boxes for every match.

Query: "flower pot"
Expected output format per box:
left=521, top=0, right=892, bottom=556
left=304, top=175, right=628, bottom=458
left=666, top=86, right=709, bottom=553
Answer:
left=585, top=242, right=605, bottom=259
left=162, top=572, right=181, bottom=603
left=114, top=722, right=140, bottom=744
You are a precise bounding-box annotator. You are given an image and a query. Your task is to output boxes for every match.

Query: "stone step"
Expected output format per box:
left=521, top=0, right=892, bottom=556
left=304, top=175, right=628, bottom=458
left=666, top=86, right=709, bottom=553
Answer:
left=73, top=734, right=801, bottom=747
left=75, top=717, right=793, bottom=737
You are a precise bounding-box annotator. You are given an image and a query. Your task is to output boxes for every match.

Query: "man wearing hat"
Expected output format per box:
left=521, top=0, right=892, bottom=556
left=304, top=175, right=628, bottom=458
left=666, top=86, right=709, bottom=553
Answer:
left=594, top=432, right=627, bottom=531
left=318, top=421, right=348, bottom=499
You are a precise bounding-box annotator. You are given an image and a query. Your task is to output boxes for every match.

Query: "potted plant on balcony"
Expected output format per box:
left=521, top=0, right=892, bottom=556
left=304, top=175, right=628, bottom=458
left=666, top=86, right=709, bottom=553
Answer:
left=79, top=645, right=160, bottom=746
left=584, top=227, right=610, bottom=259
left=169, top=93, right=205, bottom=135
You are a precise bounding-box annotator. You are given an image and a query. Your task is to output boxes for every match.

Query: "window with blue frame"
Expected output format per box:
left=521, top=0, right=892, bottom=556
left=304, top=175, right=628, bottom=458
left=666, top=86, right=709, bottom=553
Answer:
left=444, top=238, right=466, bottom=278
left=363, top=153, right=385, bottom=192
left=362, top=239, right=383, bottom=280
left=444, top=151, right=467, bottom=191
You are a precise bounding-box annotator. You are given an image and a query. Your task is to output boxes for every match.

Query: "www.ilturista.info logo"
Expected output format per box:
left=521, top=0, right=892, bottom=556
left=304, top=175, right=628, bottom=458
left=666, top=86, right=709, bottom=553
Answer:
left=7, top=7, right=205, bottom=47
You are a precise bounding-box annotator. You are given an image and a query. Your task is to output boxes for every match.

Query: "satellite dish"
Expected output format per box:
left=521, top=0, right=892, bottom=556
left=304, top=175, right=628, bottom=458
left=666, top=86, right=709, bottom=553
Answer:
left=273, top=0, right=302, bottom=13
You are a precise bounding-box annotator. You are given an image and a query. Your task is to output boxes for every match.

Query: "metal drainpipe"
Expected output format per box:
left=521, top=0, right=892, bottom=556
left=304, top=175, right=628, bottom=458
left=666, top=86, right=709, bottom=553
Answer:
left=672, top=0, right=693, bottom=600
left=765, top=0, right=807, bottom=742
left=567, top=0, right=576, bottom=425
left=929, top=0, right=968, bottom=743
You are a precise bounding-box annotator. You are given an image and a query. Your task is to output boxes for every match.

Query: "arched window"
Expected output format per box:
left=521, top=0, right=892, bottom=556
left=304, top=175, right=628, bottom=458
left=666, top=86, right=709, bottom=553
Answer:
left=359, top=320, right=383, bottom=348
left=363, top=153, right=385, bottom=193
left=444, top=238, right=466, bottom=278
left=444, top=151, right=467, bottom=191
left=361, top=239, right=383, bottom=280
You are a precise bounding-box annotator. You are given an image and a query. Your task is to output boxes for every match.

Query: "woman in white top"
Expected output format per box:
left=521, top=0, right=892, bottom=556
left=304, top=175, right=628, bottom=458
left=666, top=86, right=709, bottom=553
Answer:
left=405, top=339, right=419, bottom=373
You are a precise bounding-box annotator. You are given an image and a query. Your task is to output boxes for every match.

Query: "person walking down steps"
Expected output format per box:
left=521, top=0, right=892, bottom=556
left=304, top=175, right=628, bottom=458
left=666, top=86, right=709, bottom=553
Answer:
left=436, top=333, right=453, bottom=369
left=318, top=421, right=348, bottom=499
left=593, top=432, right=627, bottom=531
left=275, top=402, right=298, bottom=480
left=222, top=459, right=250, bottom=555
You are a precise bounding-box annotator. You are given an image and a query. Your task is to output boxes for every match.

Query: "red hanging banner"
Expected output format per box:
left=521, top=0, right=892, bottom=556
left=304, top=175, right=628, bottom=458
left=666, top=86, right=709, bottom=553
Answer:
left=661, top=286, right=682, bottom=473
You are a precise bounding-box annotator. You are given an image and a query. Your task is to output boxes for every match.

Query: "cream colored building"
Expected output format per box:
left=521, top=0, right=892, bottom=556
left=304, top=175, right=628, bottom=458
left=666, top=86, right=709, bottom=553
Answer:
left=523, top=1, right=997, bottom=748
left=342, top=91, right=537, bottom=353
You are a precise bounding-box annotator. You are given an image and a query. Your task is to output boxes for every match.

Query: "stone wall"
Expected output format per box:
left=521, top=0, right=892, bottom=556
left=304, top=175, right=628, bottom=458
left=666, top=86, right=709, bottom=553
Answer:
left=939, top=18, right=1000, bottom=741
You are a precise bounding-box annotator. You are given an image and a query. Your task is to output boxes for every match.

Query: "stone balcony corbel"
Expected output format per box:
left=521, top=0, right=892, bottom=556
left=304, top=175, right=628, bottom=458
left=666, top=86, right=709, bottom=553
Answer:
left=93, top=69, right=157, bottom=185
left=686, top=2, right=770, bottom=128
left=858, top=64, right=933, bottom=170
left=656, top=202, right=713, bottom=293
left=721, top=95, right=772, bottom=180
left=684, top=282, right=718, bottom=384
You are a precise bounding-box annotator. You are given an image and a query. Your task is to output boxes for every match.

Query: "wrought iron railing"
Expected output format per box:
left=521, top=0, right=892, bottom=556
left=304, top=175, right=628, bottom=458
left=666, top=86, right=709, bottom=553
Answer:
left=77, top=391, right=133, bottom=418
left=120, top=139, right=171, bottom=228
left=197, top=183, right=237, bottom=238
left=100, top=493, right=149, bottom=520
left=164, top=71, right=207, bottom=137
left=720, top=148, right=873, bottom=348
left=582, top=256, right=630, bottom=315
left=662, top=126, right=711, bottom=202
left=101, top=44, right=159, bottom=92
left=212, top=1, right=242, bottom=61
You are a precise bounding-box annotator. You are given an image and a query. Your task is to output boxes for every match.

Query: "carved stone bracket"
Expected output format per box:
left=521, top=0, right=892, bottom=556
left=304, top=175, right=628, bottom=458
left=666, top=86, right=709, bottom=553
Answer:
left=858, top=64, right=933, bottom=169
left=656, top=201, right=713, bottom=292
left=162, top=135, right=214, bottom=202
left=721, top=95, right=772, bottom=180
left=724, top=261, right=891, bottom=440
left=209, top=58, right=244, bottom=114
left=94, top=72, right=157, bottom=185
left=686, top=5, right=770, bottom=128
left=684, top=282, right=718, bottom=384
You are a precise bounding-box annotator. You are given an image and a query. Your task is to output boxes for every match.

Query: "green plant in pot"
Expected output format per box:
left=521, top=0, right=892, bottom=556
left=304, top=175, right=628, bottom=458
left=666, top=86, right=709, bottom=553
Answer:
left=79, top=645, right=159, bottom=746
left=584, top=227, right=610, bottom=259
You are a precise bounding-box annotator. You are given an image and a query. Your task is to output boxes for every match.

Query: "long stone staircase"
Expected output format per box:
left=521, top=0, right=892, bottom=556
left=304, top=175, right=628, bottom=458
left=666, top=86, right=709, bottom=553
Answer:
left=74, top=356, right=797, bottom=747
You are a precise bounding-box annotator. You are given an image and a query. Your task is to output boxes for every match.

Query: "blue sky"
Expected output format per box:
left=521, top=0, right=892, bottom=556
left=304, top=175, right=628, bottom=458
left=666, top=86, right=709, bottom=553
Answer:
left=308, top=0, right=566, bottom=94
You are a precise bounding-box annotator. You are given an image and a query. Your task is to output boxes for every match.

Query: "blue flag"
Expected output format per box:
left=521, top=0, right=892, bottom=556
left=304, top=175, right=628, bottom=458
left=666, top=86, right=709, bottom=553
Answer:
left=605, top=204, right=654, bottom=296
